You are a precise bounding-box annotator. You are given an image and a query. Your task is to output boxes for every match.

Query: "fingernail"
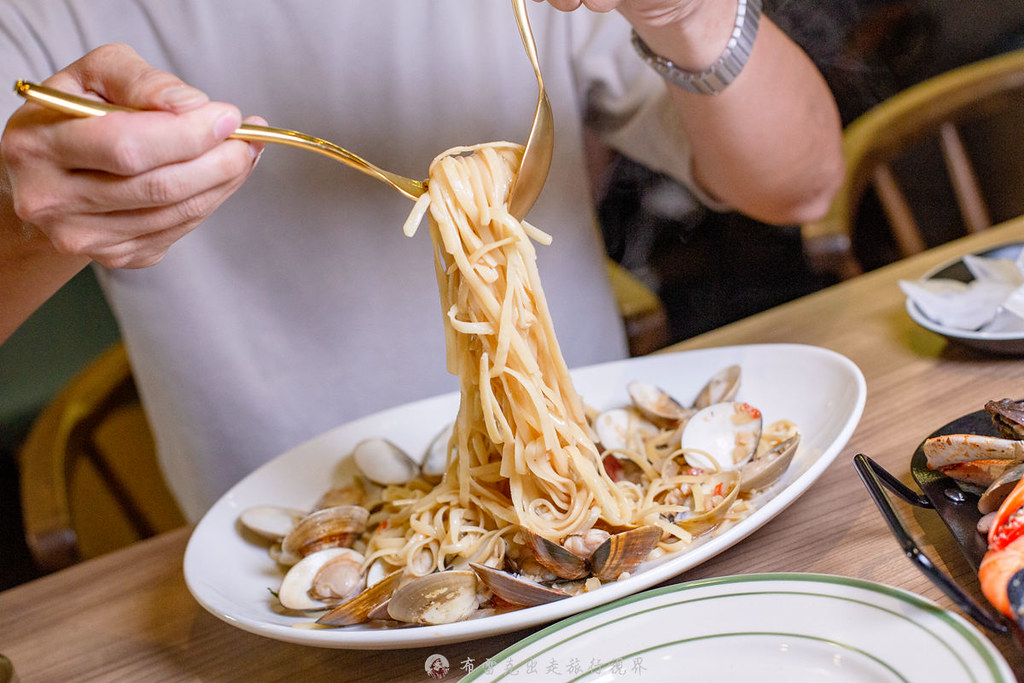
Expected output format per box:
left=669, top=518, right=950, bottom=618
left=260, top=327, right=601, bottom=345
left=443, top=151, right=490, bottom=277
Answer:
left=160, top=84, right=208, bottom=110
left=214, top=112, right=241, bottom=139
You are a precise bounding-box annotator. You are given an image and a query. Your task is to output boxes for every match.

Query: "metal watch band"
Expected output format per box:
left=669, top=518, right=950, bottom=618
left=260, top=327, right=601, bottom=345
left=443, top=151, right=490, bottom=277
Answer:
left=631, top=0, right=762, bottom=95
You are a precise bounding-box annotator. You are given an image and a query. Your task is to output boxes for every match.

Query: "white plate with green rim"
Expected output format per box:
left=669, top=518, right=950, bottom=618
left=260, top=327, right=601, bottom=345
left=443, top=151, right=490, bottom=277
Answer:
left=462, top=573, right=1014, bottom=682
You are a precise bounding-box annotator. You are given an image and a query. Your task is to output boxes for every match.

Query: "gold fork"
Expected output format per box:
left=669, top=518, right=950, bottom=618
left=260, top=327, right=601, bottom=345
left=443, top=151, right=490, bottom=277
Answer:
left=507, top=0, right=554, bottom=220
left=13, top=79, right=428, bottom=201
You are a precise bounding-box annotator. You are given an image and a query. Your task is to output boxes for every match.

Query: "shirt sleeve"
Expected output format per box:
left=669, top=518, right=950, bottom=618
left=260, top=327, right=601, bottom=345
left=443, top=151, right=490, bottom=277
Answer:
left=566, top=11, right=730, bottom=212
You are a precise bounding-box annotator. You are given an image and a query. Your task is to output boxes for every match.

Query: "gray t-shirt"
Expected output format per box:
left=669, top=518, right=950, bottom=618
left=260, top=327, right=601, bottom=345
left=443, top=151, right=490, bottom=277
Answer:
left=2, top=0, right=704, bottom=520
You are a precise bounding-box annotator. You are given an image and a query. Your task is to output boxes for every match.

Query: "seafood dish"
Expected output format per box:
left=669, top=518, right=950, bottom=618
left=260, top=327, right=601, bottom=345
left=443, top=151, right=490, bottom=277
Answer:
left=922, top=398, right=1024, bottom=624
left=186, top=342, right=864, bottom=648
left=232, top=142, right=806, bottom=630
left=239, top=364, right=800, bottom=628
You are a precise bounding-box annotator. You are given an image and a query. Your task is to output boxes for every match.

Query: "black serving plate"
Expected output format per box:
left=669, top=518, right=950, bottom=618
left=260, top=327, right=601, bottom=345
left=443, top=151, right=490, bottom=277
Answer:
left=855, top=407, right=1021, bottom=634
left=905, top=242, right=1024, bottom=355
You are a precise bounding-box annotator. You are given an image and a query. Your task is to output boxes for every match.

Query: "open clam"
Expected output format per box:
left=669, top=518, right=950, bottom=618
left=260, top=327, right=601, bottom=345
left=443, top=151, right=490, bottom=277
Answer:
left=674, top=471, right=741, bottom=535
left=593, top=407, right=659, bottom=453
left=679, top=402, right=763, bottom=471
left=277, top=547, right=365, bottom=611
left=421, top=423, right=454, bottom=483
left=470, top=563, right=569, bottom=607
left=316, top=569, right=404, bottom=626
left=352, top=437, right=419, bottom=485
left=590, top=525, right=661, bottom=581
left=693, top=365, right=741, bottom=409
left=627, top=381, right=694, bottom=424
left=239, top=505, right=306, bottom=542
left=387, top=570, right=480, bottom=625
left=280, top=505, right=369, bottom=561
left=740, top=435, right=800, bottom=493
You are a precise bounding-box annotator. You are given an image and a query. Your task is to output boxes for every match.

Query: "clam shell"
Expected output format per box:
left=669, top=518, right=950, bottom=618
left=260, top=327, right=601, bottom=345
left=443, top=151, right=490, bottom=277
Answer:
left=239, top=505, right=306, bottom=541
left=316, top=569, right=403, bottom=626
left=593, top=407, right=659, bottom=453
left=352, top=437, right=419, bottom=485
left=675, top=471, right=740, bottom=535
left=740, top=435, right=800, bottom=492
left=693, top=365, right=741, bottom=409
left=524, top=533, right=589, bottom=580
left=470, top=563, right=569, bottom=607
left=979, top=463, right=1024, bottom=514
left=278, top=547, right=365, bottom=611
left=627, top=380, right=693, bottom=424
left=387, top=570, right=479, bottom=625
left=281, top=505, right=369, bottom=559
left=421, top=423, right=454, bottom=483
left=680, top=402, right=763, bottom=471
left=590, top=525, right=661, bottom=581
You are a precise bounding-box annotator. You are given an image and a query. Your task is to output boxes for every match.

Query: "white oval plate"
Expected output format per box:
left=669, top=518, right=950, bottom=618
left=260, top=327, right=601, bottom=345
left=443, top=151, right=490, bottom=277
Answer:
left=462, top=573, right=1014, bottom=682
left=184, top=343, right=866, bottom=649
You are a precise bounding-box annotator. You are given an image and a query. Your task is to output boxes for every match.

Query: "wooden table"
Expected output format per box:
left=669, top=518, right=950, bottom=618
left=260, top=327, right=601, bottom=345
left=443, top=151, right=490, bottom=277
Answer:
left=5, top=219, right=1024, bottom=681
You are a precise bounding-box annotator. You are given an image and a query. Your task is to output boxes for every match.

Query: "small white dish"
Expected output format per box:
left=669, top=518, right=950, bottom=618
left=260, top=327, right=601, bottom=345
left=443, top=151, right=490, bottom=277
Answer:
left=463, top=573, right=1015, bottom=682
left=184, top=343, right=865, bottom=649
left=905, top=242, right=1024, bottom=354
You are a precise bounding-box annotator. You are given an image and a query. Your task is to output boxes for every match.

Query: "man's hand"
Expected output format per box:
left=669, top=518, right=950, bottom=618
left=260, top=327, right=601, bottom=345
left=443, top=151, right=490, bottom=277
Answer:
left=1, top=42, right=264, bottom=269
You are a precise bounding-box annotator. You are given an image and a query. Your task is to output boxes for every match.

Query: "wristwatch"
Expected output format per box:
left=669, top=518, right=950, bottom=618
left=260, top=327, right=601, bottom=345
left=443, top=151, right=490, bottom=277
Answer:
left=631, top=0, right=762, bottom=95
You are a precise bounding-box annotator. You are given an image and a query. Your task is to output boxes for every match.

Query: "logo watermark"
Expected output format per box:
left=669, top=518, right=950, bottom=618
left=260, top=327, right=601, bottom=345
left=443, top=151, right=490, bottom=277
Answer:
left=425, top=654, right=450, bottom=679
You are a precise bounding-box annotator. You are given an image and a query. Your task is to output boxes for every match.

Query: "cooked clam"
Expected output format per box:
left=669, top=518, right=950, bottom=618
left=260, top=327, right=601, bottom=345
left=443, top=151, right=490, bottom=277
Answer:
left=680, top=402, right=763, bottom=471
left=979, top=463, right=1024, bottom=514
left=470, top=563, right=569, bottom=607
left=421, top=423, right=454, bottom=483
left=316, top=569, right=403, bottom=626
left=387, top=570, right=479, bottom=625
left=740, top=435, right=800, bottom=493
left=352, top=437, right=419, bottom=485
left=593, top=407, right=659, bottom=453
left=524, top=532, right=589, bottom=580
left=590, top=525, right=661, bottom=581
left=693, top=365, right=741, bottom=409
left=278, top=547, right=365, bottom=611
left=627, top=380, right=693, bottom=424
left=674, top=471, right=741, bottom=535
left=239, top=505, right=306, bottom=541
left=280, top=505, right=369, bottom=559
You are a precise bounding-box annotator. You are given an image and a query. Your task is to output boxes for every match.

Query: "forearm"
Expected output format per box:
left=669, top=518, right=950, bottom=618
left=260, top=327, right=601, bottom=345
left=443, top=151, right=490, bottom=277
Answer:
left=0, top=168, right=89, bottom=343
left=628, top=1, right=844, bottom=224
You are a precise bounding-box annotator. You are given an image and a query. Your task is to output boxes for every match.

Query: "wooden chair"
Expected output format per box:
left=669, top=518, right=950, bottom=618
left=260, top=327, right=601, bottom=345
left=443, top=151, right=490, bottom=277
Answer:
left=803, top=47, right=1024, bottom=279
left=18, top=342, right=185, bottom=572
left=606, top=259, right=671, bottom=356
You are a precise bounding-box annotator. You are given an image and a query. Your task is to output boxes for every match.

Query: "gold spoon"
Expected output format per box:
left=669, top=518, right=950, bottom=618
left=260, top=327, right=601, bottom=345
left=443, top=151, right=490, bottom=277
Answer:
left=13, top=79, right=428, bottom=201
left=507, top=0, right=554, bottom=220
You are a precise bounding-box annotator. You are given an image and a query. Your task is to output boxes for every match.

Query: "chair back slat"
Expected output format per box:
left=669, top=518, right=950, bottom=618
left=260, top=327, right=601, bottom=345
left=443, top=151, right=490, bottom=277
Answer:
left=872, top=163, right=927, bottom=256
left=938, top=121, right=992, bottom=234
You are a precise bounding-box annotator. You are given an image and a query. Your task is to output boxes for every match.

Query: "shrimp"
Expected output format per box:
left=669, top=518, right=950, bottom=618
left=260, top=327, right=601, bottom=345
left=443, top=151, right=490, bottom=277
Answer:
left=979, top=474, right=1024, bottom=618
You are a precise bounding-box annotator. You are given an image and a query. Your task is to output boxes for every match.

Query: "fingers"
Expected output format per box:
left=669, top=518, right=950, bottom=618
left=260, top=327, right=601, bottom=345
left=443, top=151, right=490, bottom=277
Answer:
left=55, top=42, right=210, bottom=113
left=39, top=145, right=259, bottom=269
left=1, top=43, right=266, bottom=269
left=43, top=104, right=242, bottom=174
